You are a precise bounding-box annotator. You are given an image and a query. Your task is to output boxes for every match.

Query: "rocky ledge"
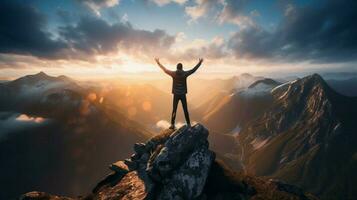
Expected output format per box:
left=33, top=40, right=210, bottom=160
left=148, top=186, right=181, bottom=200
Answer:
left=20, top=124, right=318, bottom=200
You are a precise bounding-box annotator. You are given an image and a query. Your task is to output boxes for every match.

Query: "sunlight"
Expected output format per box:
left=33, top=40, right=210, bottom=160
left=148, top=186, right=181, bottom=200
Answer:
left=87, top=92, right=97, bottom=102
left=142, top=101, right=152, bottom=112
left=127, top=106, right=137, bottom=117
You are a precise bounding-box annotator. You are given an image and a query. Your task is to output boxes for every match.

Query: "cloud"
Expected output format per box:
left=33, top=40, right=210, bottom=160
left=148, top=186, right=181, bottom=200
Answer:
left=0, top=112, right=49, bottom=140
left=171, top=37, right=228, bottom=61
left=228, top=26, right=275, bottom=59
left=218, top=0, right=255, bottom=27
left=185, top=0, right=254, bottom=27
left=77, top=0, right=120, bottom=15
left=59, top=16, right=175, bottom=61
left=185, top=0, right=217, bottom=21
left=151, top=0, right=188, bottom=6
left=1, top=0, right=356, bottom=71
left=0, top=1, right=175, bottom=63
left=0, top=1, right=68, bottom=59
left=228, top=0, right=357, bottom=63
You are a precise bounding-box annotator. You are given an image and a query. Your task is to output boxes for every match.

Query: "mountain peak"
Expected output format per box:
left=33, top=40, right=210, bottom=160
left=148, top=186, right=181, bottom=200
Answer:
left=272, top=73, right=335, bottom=99
left=37, top=71, right=47, bottom=75
left=28, top=71, right=52, bottom=80
left=240, top=73, right=253, bottom=78
left=33, top=71, right=50, bottom=78
left=301, top=73, right=336, bottom=96
left=306, top=73, right=326, bottom=84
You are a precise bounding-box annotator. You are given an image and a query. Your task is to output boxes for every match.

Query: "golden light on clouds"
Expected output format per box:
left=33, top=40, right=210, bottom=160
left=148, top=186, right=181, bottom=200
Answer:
left=16, top=114, right=45, bottom=123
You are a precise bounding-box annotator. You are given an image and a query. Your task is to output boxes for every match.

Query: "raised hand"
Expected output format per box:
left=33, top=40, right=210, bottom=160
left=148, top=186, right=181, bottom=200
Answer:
left=155, top=58, right=160, bottom=64
left=199, top=58, right=204, bottom=64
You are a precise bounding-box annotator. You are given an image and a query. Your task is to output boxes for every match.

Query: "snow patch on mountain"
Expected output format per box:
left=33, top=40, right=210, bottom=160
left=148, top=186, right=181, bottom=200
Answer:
left=20, top=81, right=71, bottom=97
left=271, top=79, right=299, bottom=99
left=240, top=82, right=275, bottom=97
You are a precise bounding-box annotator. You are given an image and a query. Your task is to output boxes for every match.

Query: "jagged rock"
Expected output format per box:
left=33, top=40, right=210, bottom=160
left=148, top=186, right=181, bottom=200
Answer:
left=94, top=171, right=155, bottom=200
left=139, top=152, right=150, bottom=163
left=130, top=153, right=141, bottom=161
left=158, top=146, right=215, bottom=200
left=269, top=179, right=307, bottom=199
left=147, top=125, right=210, bottom=180
left=109, top=161, right=129, bottom=173
left=134, top=143, right=146, bottom=155
left=93, top=161, right=131, bottom=193
left=124, top=158, right=137, bottom=170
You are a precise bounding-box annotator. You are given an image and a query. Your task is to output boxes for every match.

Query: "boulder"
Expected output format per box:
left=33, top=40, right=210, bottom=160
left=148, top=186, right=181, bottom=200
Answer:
left=147, top=125, right=210, bottom=180
left=158, top=145, right=215, bottom=200
left=94, top=171, right=155, bottom=200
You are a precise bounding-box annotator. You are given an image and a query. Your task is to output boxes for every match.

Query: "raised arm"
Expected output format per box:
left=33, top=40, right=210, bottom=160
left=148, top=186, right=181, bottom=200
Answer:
left=155, top=58, right=173, bottom=76
left=187, top=58, right=204, bottom=76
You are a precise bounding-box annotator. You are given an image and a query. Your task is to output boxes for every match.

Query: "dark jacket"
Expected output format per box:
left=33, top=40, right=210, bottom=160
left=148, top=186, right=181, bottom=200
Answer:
left=166, top=70, right=192, bottom=94
left=157, top=60, right=202, bottom=95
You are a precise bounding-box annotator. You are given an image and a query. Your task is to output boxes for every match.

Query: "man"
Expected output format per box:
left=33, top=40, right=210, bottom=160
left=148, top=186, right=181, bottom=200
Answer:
left=155, top=58, right=204, bottom=129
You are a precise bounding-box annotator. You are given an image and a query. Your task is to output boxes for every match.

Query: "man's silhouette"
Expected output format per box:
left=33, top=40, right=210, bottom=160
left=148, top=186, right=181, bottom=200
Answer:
left=155, top=58, right=204, bottom=129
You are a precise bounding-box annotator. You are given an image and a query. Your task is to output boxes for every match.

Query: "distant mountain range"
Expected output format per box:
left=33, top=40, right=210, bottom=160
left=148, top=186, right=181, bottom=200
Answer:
left=326, top=77, right=357, bottom=96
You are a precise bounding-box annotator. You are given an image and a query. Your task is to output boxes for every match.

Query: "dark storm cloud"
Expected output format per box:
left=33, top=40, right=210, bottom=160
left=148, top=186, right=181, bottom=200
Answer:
left=0, top=1, right=67, bottom=59
left=228, top=0, right=357, bottom=63
left=59, top=16, right=175, bottom=59
left=0, top=1, right=174, bottom=62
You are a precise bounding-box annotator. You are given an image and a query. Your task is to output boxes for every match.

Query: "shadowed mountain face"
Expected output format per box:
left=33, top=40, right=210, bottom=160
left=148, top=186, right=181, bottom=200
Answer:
left=236, top=74, right=357, bottom=199
left=0, top=72, right=151, bottom=199
left=200, top=78, right=281, bottom=133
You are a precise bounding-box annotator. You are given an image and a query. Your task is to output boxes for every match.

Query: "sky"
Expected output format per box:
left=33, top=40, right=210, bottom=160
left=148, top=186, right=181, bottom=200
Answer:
left=0, top=0, right=356, bottom=79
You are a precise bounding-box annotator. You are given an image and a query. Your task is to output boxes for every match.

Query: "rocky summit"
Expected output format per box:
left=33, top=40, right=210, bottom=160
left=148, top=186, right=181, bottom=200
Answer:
left=20, top=124, right=318, bottom=200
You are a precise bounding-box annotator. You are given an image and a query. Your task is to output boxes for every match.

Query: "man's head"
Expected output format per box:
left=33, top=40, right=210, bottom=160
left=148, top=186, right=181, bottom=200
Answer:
left=177, top=63, right=183, bottom=70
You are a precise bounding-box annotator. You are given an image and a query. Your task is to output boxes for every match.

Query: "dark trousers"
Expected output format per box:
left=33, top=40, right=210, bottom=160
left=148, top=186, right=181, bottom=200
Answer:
left=171, top=94, right=190, bottom=126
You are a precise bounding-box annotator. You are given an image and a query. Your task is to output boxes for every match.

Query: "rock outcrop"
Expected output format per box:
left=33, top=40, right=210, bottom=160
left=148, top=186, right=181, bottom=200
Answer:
left=91, top=124, right=215, bottom=200
left=21, top=124, right=318, bottom=200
